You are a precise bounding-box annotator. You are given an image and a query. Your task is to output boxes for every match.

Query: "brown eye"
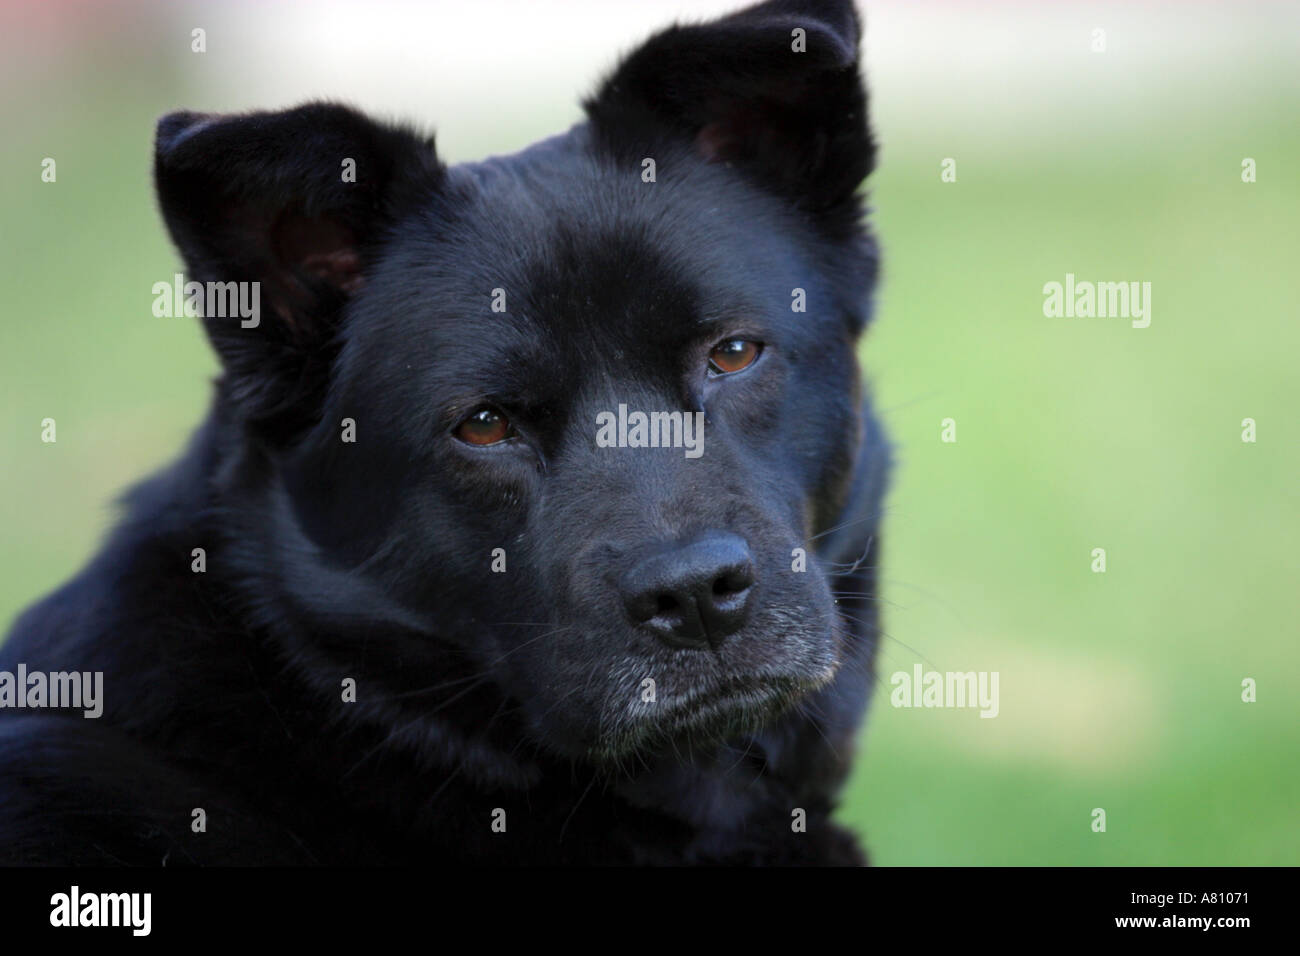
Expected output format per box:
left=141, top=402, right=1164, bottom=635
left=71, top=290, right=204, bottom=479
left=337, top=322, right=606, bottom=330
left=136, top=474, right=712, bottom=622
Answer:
left=708, top=339, right=762, bottom=375
left=454, top=407, right=514, bottom=445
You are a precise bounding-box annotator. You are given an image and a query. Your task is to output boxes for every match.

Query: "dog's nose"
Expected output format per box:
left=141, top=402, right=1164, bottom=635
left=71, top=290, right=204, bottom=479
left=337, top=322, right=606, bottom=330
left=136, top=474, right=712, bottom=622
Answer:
left=620, top=533, right=756, bottom=650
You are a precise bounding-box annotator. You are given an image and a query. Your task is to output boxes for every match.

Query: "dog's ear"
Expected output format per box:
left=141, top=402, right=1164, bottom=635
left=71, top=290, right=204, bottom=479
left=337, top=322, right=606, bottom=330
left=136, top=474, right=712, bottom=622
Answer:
left=585, top=0, right=873, bottom=232
left=154, top=103, right=441, bottom=439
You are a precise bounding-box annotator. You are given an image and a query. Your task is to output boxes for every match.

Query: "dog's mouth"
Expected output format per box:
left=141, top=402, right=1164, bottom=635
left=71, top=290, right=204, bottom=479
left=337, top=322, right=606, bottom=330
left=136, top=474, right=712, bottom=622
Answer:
left=593, top=665, right=838, bottom=760
left=660, top=671, right=828, bottom=725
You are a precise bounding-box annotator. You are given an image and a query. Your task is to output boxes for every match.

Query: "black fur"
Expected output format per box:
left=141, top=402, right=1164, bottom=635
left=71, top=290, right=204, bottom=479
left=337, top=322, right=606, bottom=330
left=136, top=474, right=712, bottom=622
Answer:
left=0, top=0, right=887, bottom=865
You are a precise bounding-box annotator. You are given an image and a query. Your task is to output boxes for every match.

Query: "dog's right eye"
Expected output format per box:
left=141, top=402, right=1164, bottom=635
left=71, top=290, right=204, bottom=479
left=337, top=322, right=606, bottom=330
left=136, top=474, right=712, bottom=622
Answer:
left=453, top=407, right=515, bottom=446
left=708, top=339, right=762, bottom=376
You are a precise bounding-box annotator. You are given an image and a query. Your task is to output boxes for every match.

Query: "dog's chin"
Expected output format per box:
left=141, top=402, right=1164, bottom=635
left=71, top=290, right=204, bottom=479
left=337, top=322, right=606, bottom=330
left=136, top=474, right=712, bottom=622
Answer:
left=587, top=664, right=839, bottom=764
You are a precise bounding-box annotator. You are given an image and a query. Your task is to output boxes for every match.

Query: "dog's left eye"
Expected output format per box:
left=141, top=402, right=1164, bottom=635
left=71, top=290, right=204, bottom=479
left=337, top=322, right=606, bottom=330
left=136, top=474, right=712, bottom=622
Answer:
left=708, top=339, right=762, bottom=375
left=453, top=407, right=516, bottom=446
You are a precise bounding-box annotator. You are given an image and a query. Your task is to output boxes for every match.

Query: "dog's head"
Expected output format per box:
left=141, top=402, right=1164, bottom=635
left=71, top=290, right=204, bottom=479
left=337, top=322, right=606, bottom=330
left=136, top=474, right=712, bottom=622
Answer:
left=154, top=0, right=882, bottom=766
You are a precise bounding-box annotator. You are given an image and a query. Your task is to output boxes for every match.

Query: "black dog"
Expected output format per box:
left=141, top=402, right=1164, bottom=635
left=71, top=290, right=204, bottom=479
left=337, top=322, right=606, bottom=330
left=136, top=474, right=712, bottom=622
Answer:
left=0, top=0, right=887, bottom=865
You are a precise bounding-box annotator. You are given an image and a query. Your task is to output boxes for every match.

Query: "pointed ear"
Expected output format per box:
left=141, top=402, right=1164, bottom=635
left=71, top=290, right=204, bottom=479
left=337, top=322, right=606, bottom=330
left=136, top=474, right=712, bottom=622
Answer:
left=584, top=0, right=873, bottom=232
left=153, top=102, right=441, bottom=439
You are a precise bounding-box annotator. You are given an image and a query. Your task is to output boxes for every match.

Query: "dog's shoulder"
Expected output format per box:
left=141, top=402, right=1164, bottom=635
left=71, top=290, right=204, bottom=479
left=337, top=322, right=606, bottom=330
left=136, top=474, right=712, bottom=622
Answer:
left=0, top=715, right=319, bottom=865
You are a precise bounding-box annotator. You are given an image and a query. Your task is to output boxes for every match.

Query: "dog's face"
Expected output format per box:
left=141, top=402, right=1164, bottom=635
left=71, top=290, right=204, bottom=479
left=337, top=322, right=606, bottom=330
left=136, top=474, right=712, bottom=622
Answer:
left=154, top=0, right=878, bottom=763
left=315, top=151, right=873, bottom=760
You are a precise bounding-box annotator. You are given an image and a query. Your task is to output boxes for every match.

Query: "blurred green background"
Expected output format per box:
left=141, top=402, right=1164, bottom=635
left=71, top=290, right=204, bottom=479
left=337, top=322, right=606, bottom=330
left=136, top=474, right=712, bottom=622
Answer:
left=1, top=1, right=1296, bottom=864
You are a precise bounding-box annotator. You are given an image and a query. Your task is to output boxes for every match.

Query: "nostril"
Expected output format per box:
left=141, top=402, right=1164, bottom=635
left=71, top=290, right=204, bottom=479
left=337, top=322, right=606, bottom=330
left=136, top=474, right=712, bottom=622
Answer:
left=717, top=567, right=759, bottom=590
left=712, top=564, right=754, bottom=598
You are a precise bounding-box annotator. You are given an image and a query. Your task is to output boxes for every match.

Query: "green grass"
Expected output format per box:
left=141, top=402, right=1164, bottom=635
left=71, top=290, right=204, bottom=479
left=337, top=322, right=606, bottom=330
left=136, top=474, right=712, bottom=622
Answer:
left=841, top=101, right=1300, bottom=864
